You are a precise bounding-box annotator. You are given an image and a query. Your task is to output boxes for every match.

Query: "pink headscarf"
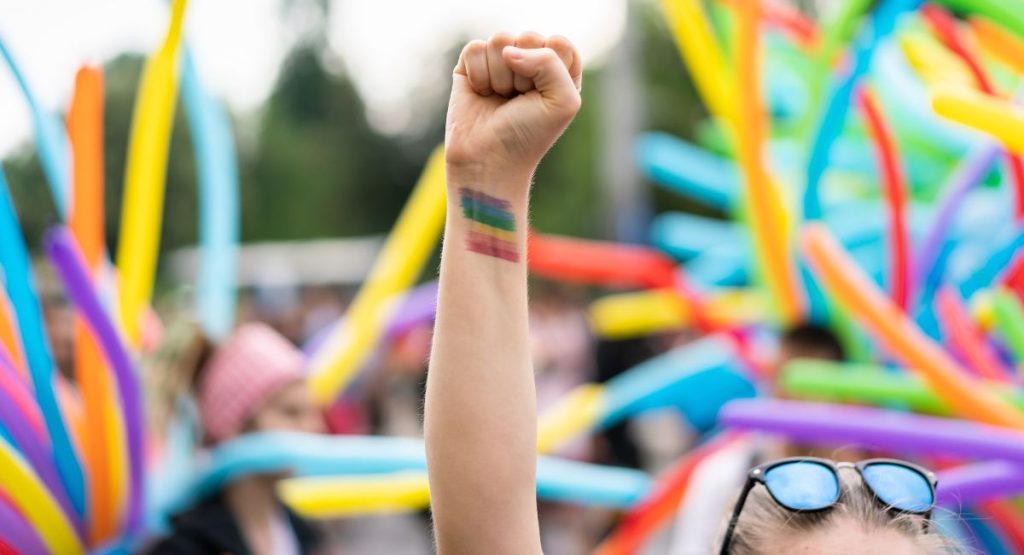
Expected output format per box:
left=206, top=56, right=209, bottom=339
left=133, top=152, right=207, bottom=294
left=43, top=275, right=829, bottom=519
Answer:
left=198, top=323, right=306, bottom=442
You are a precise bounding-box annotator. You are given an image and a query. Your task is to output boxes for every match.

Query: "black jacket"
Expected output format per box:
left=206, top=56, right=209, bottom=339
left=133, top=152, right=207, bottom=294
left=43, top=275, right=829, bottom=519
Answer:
left=144, top=494, right=322, bottom=555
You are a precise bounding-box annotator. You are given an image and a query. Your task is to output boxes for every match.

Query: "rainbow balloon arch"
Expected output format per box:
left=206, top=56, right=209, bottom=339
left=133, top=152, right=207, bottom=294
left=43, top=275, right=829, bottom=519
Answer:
left=1, top=0, right=1024, bottom=552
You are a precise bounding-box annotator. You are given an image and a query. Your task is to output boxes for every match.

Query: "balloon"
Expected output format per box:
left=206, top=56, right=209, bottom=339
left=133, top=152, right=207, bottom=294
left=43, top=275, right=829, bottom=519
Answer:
left=594, top=434, right=742, bottom=555
left=45, top=227, right=145, bottom=533
left=0, top=375, right=76, bottom=521
left=991, top=288, right=1024, bottom=365
left=859, top=88, right=911, bottom=310
left=601, top=335, right=755, bottom=431
left=0, top=38, right=71, bottom=216
left=721, top=399, right=1024, bottom=460
left=0, top=354, right=46, bottom=438
left=280, top=472, right=432, bottom=518
left=957, top=225, right=1024, bottom=298
left=801, top=224, right=1024, bottom=427
left=635, top=133, right=737, bottom=211
left=67, top=64, right=122, bottom=544
left=778, top=359, right=1024, bottom=414
left=898, top=31, right=978, bottom=89
left=934, top=0, right=1024, bottom=39
left=803, top=0, right=925, bottom=221
left=977, top=500, right=1024, bottom=552
left=734, top=0, right=803, bottom=325
left=536, top=384, right=606, bottom=453
left=970, top=16, right=1024, bottom=74
left=937, top=461, right=1024, bottom=505
left=115, top=0, right=189, bottom=346
left=0, top=292, right=27, bottom=381
left=534, top=456, right=650, bottom=509
left=0, top=437, right=84, bottom=555
left=302, top=281, right=438, bottom=358
left=587, top=287, right=768, bottom=340
left=657, top=0, right=735, bottom=127
left=931, top=86, right=1024, bottom=156
left=182, top=51, right=239, bottom=341
left=935, top=288, right=1013, bottom=381
left=914, top=143, right=1000, bottom=298
left=0, top=170, right=85, bottom=516
left=0, top=492, right=48, bottom=555
left=528, top=233, right=678, bottom=289
left=171, top=432, right=649, bottom=515
left=650, top=212, right=741, bottom=260
left=307, top=147, right=447, bottom=406
left=922, top=4, right=1024, bottom=222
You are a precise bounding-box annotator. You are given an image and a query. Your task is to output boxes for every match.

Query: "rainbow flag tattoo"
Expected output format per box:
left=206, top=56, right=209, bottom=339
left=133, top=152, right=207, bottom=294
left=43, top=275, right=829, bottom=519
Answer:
left=460, top=188, right=519, bottom=262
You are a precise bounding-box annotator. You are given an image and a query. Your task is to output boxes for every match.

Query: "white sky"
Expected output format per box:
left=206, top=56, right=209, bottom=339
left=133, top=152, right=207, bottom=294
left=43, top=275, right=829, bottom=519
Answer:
left=0, top=0, right=627, bottom=157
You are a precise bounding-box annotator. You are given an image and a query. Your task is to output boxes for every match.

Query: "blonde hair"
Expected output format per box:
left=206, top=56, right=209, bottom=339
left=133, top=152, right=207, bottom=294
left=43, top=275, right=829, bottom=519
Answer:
left=720, top=468, right=965, bottom=555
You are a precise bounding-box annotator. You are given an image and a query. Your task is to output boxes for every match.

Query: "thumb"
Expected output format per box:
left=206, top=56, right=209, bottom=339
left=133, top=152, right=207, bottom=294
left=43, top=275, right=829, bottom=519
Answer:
left=502, top=46, right=581, bottom=113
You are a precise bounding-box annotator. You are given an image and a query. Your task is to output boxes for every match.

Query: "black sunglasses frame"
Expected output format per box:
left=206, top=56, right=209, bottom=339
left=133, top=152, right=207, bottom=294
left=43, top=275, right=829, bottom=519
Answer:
left=718, top=457, right=938, bottom=555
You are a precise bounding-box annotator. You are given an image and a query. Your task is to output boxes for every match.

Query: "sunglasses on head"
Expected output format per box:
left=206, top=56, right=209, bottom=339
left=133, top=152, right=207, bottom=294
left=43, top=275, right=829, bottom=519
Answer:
left=719, top=457, right=937, bottom=555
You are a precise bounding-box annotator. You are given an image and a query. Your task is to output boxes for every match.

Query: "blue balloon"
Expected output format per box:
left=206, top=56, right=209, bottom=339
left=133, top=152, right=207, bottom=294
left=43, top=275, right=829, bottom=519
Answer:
left=636, top=133, right=737, bottom=211
left=156, top=432, right=653, bottom=517
left=536, top=457, right=650, bottom=508
left=0, top=169, right=85, bottom=517
left=957, top=225, right=1024, bottom=299
left=601, top=336, right=756, bottom=432
left=182, top=52, right=240, bottom=340
left=0, top=37, right=70, bottom=217
left=803, top=0, right=925, bottom=221
left=650, top=213, right=740, bottom=260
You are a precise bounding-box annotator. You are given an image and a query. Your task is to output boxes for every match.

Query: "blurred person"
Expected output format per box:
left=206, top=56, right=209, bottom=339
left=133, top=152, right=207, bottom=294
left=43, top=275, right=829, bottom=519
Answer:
left=147, top=322, right=326, bottom=555
left=422, top=34, right=963, bottom=555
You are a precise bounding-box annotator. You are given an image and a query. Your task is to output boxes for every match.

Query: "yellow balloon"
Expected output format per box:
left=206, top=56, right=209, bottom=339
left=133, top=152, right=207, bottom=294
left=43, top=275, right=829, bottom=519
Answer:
left=899, top=33, right=978, bottom=89
left=931, top=85, right=1024, bottom=155
left=590, top=289, right=690, bottom=339
left=589, top=288, right=768, bottom=340
left=280, top=472, right=432, bottom=518
left=658, top=0, right=736, bottom=128
left=536, top=384, right=606, bottom=452
left=308, top=147, right=448, bottom=405
left=116, top=0, right=189, bottom=346
left=0, top=438, right=85, bottom=555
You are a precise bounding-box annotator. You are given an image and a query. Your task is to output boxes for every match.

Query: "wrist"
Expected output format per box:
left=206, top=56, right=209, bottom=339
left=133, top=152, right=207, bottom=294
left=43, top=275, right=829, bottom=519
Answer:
left=446, top=159, right=534, bottom=195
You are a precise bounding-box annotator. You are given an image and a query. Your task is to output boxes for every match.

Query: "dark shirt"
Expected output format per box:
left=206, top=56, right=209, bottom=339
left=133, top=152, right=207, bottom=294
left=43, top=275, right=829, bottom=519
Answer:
left=144, top=493, right=321, bottom=555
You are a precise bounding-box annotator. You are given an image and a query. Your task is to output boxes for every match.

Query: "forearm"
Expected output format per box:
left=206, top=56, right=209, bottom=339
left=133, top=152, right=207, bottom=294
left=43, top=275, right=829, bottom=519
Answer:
left=425, top=169, right=541, bottom=552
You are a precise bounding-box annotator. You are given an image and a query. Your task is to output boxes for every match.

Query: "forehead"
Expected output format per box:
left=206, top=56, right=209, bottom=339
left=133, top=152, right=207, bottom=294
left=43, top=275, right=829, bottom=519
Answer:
left=779, top=519, right=922, bottom=555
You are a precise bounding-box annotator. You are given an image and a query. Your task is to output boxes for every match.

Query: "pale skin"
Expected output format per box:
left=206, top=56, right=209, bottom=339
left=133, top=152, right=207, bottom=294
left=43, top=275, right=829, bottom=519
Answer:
left=424, top=32, right=581, bottom=555
left=762, top=516, right=924, bottom=555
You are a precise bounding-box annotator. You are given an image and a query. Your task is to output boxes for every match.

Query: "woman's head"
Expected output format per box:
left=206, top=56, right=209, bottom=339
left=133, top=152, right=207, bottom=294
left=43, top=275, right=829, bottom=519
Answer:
left=721, top=465, right=962, bottom=555
left=197, top=322, right=324, bottom=443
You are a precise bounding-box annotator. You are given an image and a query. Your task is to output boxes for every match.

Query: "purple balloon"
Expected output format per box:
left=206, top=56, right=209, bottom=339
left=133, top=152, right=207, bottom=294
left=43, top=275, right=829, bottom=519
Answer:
left=0, top=493, right=48, bottom=555
left=302, top=281, right=438, bottom=358
left=384, top=281, right=438, bottom=340
left=937, top=461, right=1024, bottom=506
left=912, top=144, right=1000, bottom=299
left=0, top=372, right=77, bottom=524
left=719, top=399, right=1024, bottom=461
left=43, top=227, right=145, bottom=533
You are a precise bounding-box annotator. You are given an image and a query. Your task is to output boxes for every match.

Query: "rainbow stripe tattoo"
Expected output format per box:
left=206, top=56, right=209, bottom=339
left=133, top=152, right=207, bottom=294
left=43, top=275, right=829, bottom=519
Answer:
left=460, top=188, right=519, bottom=262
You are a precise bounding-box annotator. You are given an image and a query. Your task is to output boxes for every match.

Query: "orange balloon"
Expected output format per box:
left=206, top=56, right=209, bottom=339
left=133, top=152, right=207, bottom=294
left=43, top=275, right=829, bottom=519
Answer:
left=68, top=64, right=119, bottom=543
left=0, top=290, right=28, bottom=381
left=733, top=0, right=804, bottom=325
left=970, top=16, right=1024, bottom=75
left=802, top=224, right=1024, bottom=428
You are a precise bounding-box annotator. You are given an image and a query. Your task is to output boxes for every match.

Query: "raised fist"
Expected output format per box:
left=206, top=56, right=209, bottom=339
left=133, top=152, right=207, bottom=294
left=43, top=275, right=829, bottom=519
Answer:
left=444, top=33, right=583, bottom=183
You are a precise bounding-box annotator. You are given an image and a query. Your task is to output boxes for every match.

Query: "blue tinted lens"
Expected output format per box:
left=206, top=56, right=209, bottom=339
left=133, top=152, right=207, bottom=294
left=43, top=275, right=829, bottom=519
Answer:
left=764, top=461, right=839, bottom=511
left=862, top=463, right=934, bottom=513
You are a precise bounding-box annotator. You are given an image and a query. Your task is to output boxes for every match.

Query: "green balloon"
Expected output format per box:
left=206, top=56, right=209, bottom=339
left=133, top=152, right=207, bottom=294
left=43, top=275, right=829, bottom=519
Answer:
left=935, top=0, right=1024, bottom=39
left=992, top=290, right=1024, bottom=364
left=778, top=359, right=1024, bottom=415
